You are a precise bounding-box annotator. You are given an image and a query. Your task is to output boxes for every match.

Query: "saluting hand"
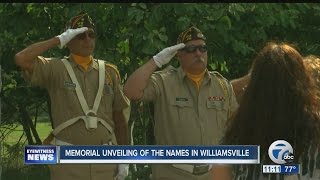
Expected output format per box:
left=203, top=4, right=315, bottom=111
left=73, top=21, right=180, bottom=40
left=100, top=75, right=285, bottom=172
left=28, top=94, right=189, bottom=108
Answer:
left=56, top=27, right=88, bottom=49
left=153, top=43, right=185, bottom=68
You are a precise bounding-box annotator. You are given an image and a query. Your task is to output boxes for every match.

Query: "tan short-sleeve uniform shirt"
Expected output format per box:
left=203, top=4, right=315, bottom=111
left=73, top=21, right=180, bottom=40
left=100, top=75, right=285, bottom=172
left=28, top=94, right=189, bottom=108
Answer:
left=23, top=55, right=129, bottom=180
left=26, top=56, right=129, bottom=145
left=141, top=66, right=238, bottom=180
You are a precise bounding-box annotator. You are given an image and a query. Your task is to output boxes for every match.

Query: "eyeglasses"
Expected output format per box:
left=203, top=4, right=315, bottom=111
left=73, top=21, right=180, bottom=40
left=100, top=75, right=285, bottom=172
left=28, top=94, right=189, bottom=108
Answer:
left=181, top=45, right=207, bottom=53
left=76, top=31, right=96, bottom=40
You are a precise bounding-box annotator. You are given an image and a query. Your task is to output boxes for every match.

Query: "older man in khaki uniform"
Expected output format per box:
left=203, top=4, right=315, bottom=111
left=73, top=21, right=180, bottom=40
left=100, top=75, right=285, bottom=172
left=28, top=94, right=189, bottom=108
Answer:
left=15, top=12, right=130, bottom=180
left=124, top=26, right=238, bottom=180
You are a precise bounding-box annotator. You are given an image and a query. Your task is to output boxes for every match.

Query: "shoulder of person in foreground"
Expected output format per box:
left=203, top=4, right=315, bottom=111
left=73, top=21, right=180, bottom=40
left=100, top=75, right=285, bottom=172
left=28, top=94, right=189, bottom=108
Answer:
left=230, top=74, right=250, bottom=87
left=304, top=55, right=320, bottom=89
left=230, top=74, right=250, bottom=103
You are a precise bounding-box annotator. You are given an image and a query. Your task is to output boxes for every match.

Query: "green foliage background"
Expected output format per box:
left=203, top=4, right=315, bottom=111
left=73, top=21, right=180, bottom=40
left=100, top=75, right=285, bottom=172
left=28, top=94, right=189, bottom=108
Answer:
left=1, top=3, right=320, bottom=180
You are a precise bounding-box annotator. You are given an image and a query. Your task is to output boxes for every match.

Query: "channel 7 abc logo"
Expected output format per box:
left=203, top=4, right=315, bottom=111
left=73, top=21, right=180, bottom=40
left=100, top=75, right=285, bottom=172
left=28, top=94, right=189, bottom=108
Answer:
left=268, top=140, right=294, bottom=164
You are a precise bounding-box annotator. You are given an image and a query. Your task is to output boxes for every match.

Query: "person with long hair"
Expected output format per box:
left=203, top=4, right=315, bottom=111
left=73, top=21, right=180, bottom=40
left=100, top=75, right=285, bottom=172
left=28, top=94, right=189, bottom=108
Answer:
left=216, top=42, right=320, bottom=179
left=230, top=73, right=251, bottom=104
left=304, top=55, right=320, bottom=90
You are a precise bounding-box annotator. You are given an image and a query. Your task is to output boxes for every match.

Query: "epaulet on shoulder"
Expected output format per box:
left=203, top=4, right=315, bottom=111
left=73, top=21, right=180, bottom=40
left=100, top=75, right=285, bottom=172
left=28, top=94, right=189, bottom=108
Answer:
left=155, top=65, right=177, bottom=75
left=210, top=71, right=227, bottom=80
left=47, top=57, right=60, bottom=61
left=60, top=56, right=69, bottom=61
left=40, top=56, right=60, bottom=61
left=104, top=61, right=121, bottom=80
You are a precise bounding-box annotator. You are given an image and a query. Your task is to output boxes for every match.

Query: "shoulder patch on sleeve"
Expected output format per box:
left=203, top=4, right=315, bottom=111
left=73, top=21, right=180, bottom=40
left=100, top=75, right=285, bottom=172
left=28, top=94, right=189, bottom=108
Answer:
left=105, top=62, right=121, bottom=81
left=210, top=71, right=230, bottom=99
left=105, top=61, right=121, bottom=86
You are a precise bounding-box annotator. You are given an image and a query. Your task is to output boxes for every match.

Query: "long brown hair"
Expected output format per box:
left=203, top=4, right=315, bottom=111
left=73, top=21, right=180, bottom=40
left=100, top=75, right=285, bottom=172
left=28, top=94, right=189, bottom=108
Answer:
left=223, top=42, right=320, bottom=162
left=304, top=55, right=320, bottom=90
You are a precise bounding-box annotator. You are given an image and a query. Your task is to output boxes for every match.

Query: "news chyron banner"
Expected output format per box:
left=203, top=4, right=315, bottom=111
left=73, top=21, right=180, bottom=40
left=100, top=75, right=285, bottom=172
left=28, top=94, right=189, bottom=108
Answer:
left=25, top=145, right=259, bottom=164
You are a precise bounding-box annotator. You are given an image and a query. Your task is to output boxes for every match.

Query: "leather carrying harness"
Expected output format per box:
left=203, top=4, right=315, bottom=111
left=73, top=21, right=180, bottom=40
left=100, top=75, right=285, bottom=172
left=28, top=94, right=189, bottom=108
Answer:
left=49, top=59, right=116, bottom=145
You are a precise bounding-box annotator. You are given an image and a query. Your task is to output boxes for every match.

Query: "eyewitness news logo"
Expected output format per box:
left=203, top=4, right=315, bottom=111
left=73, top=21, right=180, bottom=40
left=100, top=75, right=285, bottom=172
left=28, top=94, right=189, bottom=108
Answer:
left=24, top=146, right=57, bottom=164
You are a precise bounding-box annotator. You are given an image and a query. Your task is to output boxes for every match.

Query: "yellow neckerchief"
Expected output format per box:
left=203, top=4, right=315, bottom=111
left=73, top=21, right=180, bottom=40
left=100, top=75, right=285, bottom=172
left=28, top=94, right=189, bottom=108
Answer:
left=71, top=54, right=92, bottom=71
left=185, top=70, right=206, bottom=91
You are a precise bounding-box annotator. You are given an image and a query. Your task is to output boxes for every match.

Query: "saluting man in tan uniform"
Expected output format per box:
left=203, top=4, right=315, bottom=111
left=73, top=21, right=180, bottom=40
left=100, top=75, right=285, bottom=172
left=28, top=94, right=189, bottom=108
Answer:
left=124, top=26, right=238, bottom=180
left=15, top=12, right=130, bottom=180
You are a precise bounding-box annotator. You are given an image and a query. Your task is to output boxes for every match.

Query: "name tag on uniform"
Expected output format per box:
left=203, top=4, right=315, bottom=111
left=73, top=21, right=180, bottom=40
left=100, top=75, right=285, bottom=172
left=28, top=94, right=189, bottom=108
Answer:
left=175, top=97, right=189, bottom=102
left=174, top=97, right=191, bottom=107
left=64, top=81, right=76, bottom=88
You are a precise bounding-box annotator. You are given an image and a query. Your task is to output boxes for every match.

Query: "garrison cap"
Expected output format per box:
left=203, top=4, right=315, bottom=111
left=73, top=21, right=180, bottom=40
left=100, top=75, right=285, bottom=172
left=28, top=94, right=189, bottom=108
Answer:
left=65, top=12, right=95, bottom=30
left=177, top=26, right=206, bottom=44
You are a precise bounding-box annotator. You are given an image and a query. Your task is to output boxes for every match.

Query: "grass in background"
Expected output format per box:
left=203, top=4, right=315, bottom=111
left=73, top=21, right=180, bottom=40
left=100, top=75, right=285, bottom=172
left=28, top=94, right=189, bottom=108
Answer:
left=1, top=122, right=52, bottom=145
left=1, top=122, right=52, bottom=180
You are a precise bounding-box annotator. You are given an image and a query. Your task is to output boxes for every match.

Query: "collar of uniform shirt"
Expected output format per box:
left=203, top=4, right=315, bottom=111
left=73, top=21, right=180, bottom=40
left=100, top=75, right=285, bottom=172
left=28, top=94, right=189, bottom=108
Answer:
left=71, top=53, right=93, bottom=71
left=177, top=67, right=211, bottom=84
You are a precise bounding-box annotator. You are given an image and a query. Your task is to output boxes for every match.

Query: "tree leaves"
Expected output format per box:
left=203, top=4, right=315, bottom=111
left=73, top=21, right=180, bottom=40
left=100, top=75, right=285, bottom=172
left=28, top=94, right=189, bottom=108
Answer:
left=2, top=3, right=320, bottom=94
left=117, top=39, right=130, bottom=55
left=128, top=7, right=145, bottom=25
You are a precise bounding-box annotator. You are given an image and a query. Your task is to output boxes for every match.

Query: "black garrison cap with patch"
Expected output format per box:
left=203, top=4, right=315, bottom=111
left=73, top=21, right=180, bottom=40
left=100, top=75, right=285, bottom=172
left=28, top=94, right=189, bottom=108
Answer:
left=65, top=12, right=95, bottom=30
left=177, top=26, right=206, bottom=44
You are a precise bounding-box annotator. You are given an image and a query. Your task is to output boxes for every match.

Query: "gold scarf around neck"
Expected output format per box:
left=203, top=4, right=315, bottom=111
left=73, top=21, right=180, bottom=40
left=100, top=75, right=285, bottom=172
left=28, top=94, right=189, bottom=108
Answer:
left=71, top=53, right=92, bottom=71
left=185, top=70, right=206, bottom=91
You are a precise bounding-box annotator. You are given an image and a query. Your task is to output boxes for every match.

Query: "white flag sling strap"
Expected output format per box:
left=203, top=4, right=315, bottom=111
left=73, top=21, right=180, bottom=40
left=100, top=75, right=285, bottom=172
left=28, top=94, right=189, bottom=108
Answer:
left=51, top=59, right=114, bottom=145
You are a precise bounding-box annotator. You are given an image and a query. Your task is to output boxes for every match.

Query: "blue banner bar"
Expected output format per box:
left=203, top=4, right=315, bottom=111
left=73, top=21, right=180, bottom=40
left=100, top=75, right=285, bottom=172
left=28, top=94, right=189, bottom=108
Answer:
left=59, top=145, right=259, bottom=164
left=24, top=145, right=259, bottom=164
left=60, top=145, right=258, bottom=160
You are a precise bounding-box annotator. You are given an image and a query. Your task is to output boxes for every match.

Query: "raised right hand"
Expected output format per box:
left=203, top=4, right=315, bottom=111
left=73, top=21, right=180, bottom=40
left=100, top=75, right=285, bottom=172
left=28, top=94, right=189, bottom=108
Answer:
left=153, top=43, right=185, bottom=68
left=56, top=27, right=88, bottom=49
